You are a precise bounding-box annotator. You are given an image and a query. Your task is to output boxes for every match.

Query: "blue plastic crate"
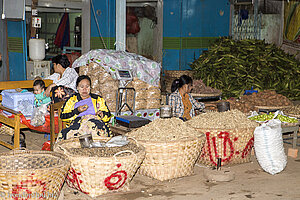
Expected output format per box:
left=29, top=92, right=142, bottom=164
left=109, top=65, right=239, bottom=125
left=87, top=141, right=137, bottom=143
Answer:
left=1, top=89, right=35, bottom=116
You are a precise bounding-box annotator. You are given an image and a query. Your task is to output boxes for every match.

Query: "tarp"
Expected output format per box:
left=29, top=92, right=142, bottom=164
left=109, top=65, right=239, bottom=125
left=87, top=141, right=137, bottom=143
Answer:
left=54, top=13, right=70, bottom=49
left=0, top=111, right=60, bottom=134
left=72, top=49, right=161, bottom=87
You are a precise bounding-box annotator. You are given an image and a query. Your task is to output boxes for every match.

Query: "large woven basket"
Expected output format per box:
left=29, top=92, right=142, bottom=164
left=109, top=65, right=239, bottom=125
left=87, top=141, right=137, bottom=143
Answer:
left=195, top=128, right=255, bottom=167
left=0, top=150, right=70, bottom=200
left=137, top=136, right=205, bottom=181
left=53, top=137, right=145, bottom=198
left=164, top=70, right=194, bottom=79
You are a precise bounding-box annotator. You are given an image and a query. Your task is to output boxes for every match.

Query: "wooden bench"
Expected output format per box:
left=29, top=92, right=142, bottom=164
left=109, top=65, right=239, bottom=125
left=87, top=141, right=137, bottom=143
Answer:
left=0, top=80, right=54, bottom=149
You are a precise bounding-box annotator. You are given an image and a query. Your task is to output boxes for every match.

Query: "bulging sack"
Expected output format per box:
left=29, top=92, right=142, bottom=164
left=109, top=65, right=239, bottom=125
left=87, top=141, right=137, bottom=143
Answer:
left=254, top=119, right=287, bottom=175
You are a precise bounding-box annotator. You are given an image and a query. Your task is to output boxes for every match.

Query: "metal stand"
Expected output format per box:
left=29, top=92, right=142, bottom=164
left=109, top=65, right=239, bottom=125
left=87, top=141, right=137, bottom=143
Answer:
left=282, top=124, right=300, bottom=149
left=116, top=87, right=136, bottom=116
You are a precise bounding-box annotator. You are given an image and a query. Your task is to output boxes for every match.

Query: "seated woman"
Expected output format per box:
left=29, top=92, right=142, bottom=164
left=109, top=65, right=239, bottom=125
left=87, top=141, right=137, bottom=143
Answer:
left=169, top=75, right=205, bottom=121
left=56, top=75, right=112, bottom=141
left=45, top=54, right=78, bottom=103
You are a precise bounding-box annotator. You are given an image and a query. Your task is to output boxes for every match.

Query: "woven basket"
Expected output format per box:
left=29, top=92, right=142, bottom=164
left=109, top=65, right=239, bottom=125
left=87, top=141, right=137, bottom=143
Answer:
left=53, top=137, right=145, bottom=198
left=0, top=124, right=14, bottom=136
left=164, top=70, right=194, bottom=78
left=195, top=128, right=255, bottom=167
left=254, top=105, right=290, bottom=110
left=137, top=136, right=205, bottom=181
left=190, top=92, right=222, bottom=98
left=0, top=150, right=70, bottom=200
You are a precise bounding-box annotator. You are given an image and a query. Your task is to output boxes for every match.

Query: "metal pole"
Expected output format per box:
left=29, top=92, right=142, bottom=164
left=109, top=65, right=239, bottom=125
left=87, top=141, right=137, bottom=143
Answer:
left=116, top=0, right=126, bottom=51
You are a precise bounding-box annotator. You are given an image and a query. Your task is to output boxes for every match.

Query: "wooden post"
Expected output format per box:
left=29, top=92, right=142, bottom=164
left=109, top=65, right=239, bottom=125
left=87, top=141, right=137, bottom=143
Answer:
left=13, top=115, right=21, bottom=149
left=30, top=0, right=38, bottom=38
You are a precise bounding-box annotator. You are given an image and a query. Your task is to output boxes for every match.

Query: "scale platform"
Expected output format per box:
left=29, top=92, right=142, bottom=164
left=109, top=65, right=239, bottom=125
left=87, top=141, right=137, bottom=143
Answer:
left=115, top=115, right=151, bottom=128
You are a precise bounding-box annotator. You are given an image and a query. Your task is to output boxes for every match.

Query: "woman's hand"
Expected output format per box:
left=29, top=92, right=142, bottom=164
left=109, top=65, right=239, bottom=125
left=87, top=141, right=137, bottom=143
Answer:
left=78, top=104, right=88, bottom=112
left=45, top=83, right=56, bottom=97
left=96, top=110, right=104, bottom=118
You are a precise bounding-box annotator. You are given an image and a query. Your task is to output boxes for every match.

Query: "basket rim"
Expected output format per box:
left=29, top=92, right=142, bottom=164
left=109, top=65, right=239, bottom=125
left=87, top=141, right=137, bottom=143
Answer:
left=283, top=113, right=300, bottom=119
left=254, top=105, right=290, bottom=110
left=54, top=137, right=146, bottom=159
left=190, top=92, right=222, bottom=97
left=0, top=150, right=70, bottom=173
left=192, top=127, right=257, bottom=131
left=132, top=135, right=205, bottom=144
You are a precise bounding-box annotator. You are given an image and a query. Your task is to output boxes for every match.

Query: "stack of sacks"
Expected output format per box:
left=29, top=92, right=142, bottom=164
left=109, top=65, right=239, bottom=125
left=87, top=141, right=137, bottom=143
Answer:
left=79, top=63, right=161, bottom=112
left=127, top=78, right=161, bottom=110
left=79, top=62, right=118, bottom=112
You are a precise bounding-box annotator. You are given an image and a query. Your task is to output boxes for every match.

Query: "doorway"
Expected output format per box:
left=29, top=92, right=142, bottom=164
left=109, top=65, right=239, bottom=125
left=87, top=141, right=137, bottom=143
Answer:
left=125, top=0, right=163, bottom=63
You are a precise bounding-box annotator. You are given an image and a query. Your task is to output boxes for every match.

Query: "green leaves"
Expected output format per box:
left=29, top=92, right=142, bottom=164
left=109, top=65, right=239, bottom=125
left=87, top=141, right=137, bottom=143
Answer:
left=190, top=37, right=300, bottom=100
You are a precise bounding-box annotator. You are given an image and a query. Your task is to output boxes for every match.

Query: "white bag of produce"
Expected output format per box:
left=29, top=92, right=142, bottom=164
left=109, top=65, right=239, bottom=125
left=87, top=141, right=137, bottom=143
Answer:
left=254, top=118, right=287, bottom=175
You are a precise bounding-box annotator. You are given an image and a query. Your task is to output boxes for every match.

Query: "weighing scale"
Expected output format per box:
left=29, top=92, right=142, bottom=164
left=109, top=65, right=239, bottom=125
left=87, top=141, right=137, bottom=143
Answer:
left=114, top=69, right=150, bottom=128
left=115, top=69, right=135, bottom=116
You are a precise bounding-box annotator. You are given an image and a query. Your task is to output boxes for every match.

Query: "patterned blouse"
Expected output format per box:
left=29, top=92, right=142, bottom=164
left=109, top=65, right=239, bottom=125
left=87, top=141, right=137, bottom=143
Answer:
left=168, top=90, right=205, bottom=118
left=46, top=67, right=78, bottom=92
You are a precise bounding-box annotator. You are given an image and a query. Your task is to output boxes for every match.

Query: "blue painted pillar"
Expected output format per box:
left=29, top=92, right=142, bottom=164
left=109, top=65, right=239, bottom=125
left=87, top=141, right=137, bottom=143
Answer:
left=7, top=20, right=27, bottom=80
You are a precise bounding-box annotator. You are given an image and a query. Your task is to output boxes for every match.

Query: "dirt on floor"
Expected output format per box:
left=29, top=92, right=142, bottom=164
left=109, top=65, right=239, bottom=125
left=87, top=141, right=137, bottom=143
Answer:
left=0, top=130, right=299, bottom=200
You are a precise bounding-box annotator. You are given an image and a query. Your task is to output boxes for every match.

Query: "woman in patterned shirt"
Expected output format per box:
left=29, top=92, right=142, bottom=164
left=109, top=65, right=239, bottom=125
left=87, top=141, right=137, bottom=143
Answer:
left=168, top=75, right=205, bottom=121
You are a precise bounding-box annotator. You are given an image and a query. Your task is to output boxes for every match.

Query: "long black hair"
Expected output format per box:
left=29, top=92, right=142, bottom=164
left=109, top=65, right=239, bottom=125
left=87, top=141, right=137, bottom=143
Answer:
left=171, top=75, right=193, bottom=93
left=76, top=75, right=91, bottom=88
left=52, top=54, right=70, bottom=68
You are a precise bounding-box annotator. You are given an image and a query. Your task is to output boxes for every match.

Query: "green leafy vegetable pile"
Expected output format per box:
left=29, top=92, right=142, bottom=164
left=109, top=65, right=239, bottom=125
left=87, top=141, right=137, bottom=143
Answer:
left=190, top=38, right=300, bottom=100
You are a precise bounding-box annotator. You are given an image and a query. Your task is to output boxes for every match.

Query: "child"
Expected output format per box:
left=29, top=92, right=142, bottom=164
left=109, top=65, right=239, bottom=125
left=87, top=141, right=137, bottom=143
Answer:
left=33, top=79, right=51, bottom=107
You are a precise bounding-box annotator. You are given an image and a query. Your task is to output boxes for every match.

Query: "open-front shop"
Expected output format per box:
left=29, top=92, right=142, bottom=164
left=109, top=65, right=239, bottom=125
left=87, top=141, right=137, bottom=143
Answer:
left=0, top=0, right=299, bottom=199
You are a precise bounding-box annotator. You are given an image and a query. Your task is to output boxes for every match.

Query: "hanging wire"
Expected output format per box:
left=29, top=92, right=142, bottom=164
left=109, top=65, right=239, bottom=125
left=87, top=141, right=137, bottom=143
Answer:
left=90, top=0, right=107, bottom=49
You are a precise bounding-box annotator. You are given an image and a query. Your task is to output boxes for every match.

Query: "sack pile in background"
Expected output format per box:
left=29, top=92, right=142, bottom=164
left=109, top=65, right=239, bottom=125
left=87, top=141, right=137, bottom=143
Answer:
left=79, top=63, right=161, bottom=112
left=79, top=62, right=119, bottom=111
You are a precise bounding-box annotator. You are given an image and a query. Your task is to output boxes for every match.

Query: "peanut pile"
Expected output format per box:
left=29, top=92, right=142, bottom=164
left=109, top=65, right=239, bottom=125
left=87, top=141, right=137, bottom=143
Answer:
left=187, top=109, right=258, bottom=129
left=192, top=79, right=221, bottom=94
left=227, top=90, right=293, bottom=113
left=67, top=142, right=141, bottom=157
left=128, top=118, right=201, bottom=141
left=281, top=105, right=300, bottom=117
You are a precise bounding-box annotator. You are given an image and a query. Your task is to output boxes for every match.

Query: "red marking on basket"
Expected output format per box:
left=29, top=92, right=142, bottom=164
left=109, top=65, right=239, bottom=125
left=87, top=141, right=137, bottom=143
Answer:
left=217, top=132, right=234, bottom=162
left=242, top=137, right=254, bottom=158
left=66, top=168, right=88, bottom=194
left=117, top=163, right=121, bottom=168
left=205, top=132, right=254, bottom=166
left=104, top=170, right=127, bottom=190
left=12, top=179, right=47, bottom=200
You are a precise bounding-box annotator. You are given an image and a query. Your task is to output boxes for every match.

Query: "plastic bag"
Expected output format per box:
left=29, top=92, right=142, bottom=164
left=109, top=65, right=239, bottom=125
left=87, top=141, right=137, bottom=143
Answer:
left=254, top=118, right=287, bottom=175
left=30, top=104, right=48, bottom=127
left=106, top=135, right=129, bottom=147
left=91, top=136, right=129, bottom=148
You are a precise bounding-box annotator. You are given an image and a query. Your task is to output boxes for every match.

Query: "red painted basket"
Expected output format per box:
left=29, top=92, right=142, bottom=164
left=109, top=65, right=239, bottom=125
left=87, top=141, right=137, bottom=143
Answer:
left=54, top=137, right=145, bottom=198
left=195, top=127, right=255, bottom=167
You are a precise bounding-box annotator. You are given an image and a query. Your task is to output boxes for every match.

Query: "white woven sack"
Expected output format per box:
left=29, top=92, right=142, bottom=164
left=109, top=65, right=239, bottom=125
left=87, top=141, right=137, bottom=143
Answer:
left=254, top=118, right=287, bottom=175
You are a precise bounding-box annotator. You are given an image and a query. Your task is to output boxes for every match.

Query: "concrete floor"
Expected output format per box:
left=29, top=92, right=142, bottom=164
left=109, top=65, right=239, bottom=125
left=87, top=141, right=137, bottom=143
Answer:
left=0, top=130, right=299, bottom=200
